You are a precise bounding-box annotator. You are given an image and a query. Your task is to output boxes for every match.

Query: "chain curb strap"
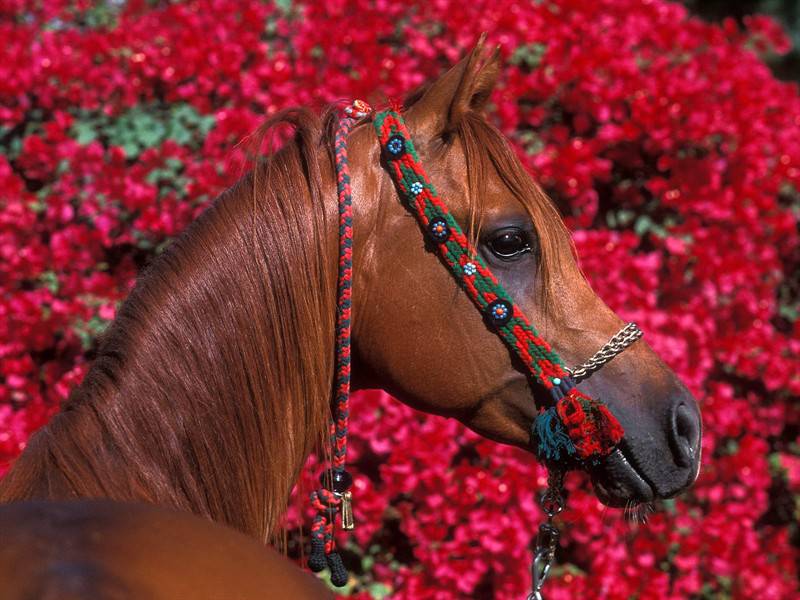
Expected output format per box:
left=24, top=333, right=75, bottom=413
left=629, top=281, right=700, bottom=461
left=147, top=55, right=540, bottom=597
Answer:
left=567, top=322, right=643, bottom=383
left=527, top=469, right=565, bottom=600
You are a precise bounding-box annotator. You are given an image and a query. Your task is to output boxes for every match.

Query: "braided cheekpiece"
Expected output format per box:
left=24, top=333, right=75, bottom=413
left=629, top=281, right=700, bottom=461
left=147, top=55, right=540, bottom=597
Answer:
left=373, top=109, right=624, bottom=463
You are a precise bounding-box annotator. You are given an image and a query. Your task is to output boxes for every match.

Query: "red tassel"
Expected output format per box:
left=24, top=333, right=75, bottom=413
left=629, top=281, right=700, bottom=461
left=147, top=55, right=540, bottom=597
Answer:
left=556, top=388, right=624, bottom=460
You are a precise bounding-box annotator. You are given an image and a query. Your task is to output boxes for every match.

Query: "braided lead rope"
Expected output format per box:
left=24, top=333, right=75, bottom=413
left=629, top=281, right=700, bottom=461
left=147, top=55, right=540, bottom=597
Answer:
left=307, top=99, right=371, bottom=588
left=566, top=322, right=643, bottom=383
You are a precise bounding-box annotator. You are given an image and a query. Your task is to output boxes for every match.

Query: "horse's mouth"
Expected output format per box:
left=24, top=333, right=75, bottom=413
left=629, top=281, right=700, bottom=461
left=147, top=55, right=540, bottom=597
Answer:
left=589, top=445, right=654, bottom=507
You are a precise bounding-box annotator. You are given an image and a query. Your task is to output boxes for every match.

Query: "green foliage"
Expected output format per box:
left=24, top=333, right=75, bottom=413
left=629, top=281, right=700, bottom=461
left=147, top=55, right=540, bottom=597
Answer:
left=73, top=314, right=112, bottom=350
left=510, top=43, right=547, bottom=71
left=71, top=103, right=216, bottom=158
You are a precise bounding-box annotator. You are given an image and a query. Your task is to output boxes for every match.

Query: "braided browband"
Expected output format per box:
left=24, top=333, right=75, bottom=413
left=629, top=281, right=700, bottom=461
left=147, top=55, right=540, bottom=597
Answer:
left=373, top=109, right=625, bottom=463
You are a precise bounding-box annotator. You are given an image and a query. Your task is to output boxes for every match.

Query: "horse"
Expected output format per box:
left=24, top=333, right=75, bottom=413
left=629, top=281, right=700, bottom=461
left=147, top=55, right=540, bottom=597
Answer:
left=0, top=39, right=701, bottom=597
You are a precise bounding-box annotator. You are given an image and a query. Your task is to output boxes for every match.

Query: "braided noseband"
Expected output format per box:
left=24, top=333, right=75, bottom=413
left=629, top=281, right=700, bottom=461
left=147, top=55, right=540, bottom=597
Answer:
left=308, top=102, right=642, bottom=587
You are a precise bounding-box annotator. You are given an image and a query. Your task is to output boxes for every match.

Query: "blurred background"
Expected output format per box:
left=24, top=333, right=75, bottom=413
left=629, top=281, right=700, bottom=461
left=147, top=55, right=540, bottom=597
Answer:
left=682, top=0, right=800, bottom=79
left=1, top=1, right=798, bottom=598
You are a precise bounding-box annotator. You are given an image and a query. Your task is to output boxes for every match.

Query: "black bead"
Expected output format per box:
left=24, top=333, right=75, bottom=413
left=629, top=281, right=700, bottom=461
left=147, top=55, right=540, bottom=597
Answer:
left=320, top=468, right=353, bottom=493
left=485, top=299, right=513, bottom=326
left=385, top=134, right=407, bottom=159
left=428, top=217, right=450, bottom=242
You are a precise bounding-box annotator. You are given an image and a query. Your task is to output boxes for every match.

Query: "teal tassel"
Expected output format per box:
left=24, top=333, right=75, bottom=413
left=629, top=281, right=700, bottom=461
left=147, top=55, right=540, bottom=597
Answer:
left=534, top=407, right=576, bottom=461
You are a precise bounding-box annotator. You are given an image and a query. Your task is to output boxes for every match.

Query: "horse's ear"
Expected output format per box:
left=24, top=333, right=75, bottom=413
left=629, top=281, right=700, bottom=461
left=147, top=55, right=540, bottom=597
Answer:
left=406, top=33, right=501, bottom=140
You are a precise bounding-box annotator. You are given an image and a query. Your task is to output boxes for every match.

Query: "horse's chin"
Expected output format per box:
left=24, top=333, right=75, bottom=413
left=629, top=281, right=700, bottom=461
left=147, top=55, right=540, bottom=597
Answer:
left=588, top=447, right=655, bottom=508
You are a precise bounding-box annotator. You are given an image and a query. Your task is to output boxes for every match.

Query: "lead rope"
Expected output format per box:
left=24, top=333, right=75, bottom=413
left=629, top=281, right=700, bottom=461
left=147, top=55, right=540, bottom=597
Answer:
left=307, top=100, right=372, bottom=588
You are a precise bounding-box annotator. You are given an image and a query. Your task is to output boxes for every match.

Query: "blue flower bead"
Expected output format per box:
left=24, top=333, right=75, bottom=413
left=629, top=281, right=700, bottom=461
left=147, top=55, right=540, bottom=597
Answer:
left=485, top=299, right=513, bottom=326
left=463, top=262, right=477, bottom=276
left=428, top=218, right=450, bottom=242
left=410, top=181, right=424, bottom=196
left=385, top=134, right=406, bottom=159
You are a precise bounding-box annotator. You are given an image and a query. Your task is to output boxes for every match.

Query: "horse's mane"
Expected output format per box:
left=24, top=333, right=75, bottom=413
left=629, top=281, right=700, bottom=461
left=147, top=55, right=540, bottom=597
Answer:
left=0, top=108, right=337, bottom=542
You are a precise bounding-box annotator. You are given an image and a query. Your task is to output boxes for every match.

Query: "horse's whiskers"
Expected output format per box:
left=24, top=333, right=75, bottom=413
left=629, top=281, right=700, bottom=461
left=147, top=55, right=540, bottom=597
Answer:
left=623, top=500, right=655, bottom=526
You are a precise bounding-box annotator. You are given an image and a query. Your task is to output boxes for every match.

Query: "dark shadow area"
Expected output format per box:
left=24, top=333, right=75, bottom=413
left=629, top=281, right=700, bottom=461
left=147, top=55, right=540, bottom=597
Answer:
left=682, top=0, right=800, bottom=80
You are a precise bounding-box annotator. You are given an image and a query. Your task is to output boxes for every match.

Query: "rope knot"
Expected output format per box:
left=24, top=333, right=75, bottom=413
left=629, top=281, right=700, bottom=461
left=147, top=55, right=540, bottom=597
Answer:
left=533, top=386, right=624, bottom=462
left=308, top=487, right=341, bottom=570
left=344, top=99, right=372, bottom=119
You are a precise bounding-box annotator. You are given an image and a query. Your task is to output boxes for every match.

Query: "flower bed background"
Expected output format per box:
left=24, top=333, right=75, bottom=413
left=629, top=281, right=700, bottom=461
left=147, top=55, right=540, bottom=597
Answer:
left=1, top=0, right=799, bottom=598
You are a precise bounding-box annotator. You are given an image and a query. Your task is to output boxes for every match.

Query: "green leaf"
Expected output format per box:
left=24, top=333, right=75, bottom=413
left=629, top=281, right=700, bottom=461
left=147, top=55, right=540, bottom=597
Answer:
left=70, top=103, right=215, bottom=158
left=366, top=583, right=392, bottom=599
left=72, top=119, right=99, bottom=144
left=39, top=271, right=59, bottom=293
left=511, top=43, right=547, bottom=70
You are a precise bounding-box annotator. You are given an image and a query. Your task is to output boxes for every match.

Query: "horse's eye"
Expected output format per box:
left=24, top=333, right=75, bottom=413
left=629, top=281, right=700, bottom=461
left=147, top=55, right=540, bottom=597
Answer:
left=487, top=228, right=531, bottom=259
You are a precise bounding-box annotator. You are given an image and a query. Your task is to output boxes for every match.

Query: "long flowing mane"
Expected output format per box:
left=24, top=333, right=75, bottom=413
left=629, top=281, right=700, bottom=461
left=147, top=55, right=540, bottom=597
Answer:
left=0, top=108, right=337, bottom=542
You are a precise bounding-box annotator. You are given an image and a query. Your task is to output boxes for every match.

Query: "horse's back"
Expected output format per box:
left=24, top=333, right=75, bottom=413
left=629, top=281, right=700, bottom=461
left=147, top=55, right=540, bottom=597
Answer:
left=0, top=499, right=331, bottom=599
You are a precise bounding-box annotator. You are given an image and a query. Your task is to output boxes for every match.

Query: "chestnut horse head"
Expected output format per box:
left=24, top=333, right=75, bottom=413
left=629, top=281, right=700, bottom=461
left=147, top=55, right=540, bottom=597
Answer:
left=345, top=40, right=702, bottom=506
left=0, top=39, right=701, bottom=567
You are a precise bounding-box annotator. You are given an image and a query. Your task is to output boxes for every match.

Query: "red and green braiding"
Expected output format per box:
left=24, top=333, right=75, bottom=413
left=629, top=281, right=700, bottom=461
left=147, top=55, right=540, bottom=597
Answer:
left=332, top=102, right=359, bottom=473
left=373, top=109, right=623, bottom=464
left=307, top=100, right=371, bottom=588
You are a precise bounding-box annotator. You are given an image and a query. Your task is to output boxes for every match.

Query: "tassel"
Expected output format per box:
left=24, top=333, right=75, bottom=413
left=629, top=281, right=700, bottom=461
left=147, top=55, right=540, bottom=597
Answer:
left=308, top=537, right=327, bottom=573
left=533, top=387, right=625, bottom=463
left=555, top=388, right=624, bottom=460
left=533, top=407, right=576, bottom=461
left=327, top=552, right=348, bottom=587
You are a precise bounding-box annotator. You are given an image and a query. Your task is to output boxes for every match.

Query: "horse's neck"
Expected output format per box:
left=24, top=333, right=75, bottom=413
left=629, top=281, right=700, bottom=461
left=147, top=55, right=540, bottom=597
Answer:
left=1, top=163, right=338, bottom=540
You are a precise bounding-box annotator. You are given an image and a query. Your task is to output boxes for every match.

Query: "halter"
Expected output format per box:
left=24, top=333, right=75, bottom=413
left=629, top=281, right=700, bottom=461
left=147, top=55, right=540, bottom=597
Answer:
left=307, top=101, right=643, bottom=591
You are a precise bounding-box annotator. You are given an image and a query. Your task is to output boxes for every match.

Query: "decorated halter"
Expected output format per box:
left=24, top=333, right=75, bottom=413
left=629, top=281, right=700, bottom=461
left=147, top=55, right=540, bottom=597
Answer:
left=374, top=108, right=638, bottom=460
left=307, top=101, right=643, bottom=589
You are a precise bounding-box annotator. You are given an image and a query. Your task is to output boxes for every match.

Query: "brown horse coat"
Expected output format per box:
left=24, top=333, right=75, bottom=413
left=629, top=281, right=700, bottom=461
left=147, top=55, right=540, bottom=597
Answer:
left=0, top=500, right=331, bottom=599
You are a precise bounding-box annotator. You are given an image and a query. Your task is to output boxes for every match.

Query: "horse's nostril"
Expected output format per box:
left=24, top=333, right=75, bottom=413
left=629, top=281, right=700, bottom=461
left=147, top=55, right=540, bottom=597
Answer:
left=671, top=401, right=701, bottom=469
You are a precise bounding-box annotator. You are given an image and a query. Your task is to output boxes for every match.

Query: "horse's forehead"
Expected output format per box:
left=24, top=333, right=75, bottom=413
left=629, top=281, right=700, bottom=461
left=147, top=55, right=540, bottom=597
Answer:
left=423, top=139, right=518, bottom=217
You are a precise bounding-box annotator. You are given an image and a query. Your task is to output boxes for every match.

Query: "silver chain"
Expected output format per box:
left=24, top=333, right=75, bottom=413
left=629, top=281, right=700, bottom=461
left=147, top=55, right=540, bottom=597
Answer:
left=524, top=325, right=642, bottom=598
left=527, top=470, right=564, bottom=600
left=565, top=322, right=643, bottom=383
